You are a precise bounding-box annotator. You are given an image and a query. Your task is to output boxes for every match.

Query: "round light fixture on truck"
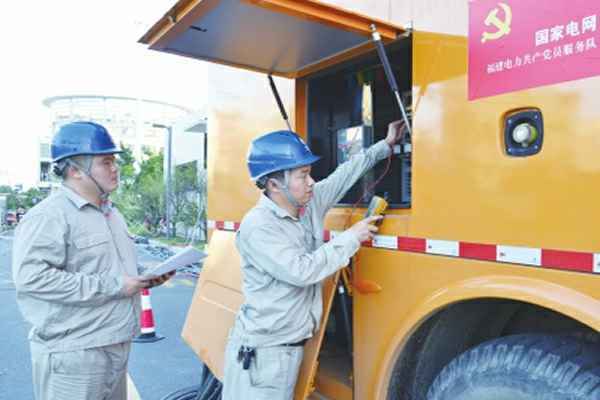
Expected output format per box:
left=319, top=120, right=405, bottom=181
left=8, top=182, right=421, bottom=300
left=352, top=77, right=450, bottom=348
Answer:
left=512, top=123, right=538, bottom=147
left=503, top=109, right=544, bottom=157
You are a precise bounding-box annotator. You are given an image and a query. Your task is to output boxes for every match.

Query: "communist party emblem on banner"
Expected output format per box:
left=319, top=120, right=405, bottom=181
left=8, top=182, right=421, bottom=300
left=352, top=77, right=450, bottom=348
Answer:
left=469, top=0, right=600, bottom=100
left=481, top=2, right=512, bottom=43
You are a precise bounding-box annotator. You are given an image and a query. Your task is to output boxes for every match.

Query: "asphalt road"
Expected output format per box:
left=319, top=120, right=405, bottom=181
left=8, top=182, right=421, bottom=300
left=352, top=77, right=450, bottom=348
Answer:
left=0, top=232, right=205, bottom=400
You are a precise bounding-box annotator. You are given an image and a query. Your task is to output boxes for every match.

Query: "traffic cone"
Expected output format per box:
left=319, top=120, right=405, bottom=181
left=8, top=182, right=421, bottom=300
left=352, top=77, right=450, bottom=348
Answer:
left=133, top=288, right=165, bottom=343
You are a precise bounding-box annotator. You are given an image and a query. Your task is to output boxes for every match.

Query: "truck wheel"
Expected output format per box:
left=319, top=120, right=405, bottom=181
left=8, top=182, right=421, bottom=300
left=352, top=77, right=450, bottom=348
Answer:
left=427, top=334, right=600, bottom=400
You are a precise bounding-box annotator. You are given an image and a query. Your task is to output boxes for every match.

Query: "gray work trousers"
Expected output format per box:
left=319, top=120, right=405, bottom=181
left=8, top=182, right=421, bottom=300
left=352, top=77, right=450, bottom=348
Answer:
left=222, top=336, right=304, bottom=400
left=30, top=342, right=131, bottom=400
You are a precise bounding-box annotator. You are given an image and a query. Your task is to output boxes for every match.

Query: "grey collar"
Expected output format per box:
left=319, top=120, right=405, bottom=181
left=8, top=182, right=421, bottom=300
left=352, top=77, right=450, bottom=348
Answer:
left=60, top=185, right=91, bottom=210
left=258, top=194, right=298, bottom=221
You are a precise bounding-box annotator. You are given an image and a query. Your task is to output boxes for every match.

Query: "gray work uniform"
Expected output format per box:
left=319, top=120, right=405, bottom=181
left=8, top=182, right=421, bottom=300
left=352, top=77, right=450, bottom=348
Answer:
left=12, top=186, right=140, bottom=400
left=222, top=140, right=391, bottom=400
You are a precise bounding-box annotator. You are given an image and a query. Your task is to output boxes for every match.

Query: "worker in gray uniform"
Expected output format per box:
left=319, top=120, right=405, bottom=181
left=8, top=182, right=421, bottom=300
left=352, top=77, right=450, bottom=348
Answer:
left=222, top=120, right=405, bottom=399
left=12, top=121, right=173, bottom=400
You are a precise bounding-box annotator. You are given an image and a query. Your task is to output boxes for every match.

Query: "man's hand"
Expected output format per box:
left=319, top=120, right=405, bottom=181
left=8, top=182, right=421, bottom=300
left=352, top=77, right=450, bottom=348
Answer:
left=348, top=216, right=382, bottom=243
left=121, top=275, right=152, bottom=297
left=121, top=271, right=176, bottom=297
left=385, top=119, right=408, bottom=147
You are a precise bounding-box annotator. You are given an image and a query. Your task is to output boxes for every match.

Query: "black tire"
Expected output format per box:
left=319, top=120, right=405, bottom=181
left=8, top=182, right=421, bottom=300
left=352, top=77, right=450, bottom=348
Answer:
left=427, top=334, right=600, bottom=400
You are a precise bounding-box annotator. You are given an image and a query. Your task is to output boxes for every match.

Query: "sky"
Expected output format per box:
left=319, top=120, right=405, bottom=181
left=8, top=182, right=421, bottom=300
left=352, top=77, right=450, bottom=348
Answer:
left=0, top=1, right=208, bottom=188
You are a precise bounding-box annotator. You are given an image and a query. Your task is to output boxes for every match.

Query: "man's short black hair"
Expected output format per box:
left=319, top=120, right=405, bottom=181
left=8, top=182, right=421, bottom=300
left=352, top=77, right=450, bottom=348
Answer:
left=52, top=155, right=92, bottom=180
left=256, top=170, right=285, bottom=191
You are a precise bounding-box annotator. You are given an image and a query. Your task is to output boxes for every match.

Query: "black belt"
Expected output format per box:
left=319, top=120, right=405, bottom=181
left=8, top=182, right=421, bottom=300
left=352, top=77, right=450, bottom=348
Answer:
left=283, top=338, right=308, bottom=347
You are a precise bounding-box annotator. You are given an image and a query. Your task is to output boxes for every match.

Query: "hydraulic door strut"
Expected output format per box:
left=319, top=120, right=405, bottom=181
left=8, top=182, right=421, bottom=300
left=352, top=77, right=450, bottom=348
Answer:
left=268, top=74, right=293, bottom=131
left=370, top=25, right=412, bottom=138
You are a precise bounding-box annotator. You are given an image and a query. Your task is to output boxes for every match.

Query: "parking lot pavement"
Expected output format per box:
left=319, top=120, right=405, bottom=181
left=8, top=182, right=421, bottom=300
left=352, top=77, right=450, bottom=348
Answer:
left=0, top=235, right=205, bottom=400
left=0, top=232, right=33, bottom=400
left=128, top=273, right=205, bottom=400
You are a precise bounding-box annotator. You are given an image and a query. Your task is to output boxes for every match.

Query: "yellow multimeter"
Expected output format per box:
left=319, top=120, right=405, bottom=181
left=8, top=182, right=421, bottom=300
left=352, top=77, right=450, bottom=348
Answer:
left=364, top=195, right=388, bottom=224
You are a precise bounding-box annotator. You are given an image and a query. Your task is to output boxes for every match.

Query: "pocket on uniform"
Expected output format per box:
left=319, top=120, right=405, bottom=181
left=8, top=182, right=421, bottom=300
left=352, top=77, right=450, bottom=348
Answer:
left=50, top=348, right=110, bottom=376
left=73, top=234, right=109, bottom=250
left=249, top=347, right=286, bottom=389
left=72, top=234, right=110, bottom=273
left=281, top=347, right=304, bottom=390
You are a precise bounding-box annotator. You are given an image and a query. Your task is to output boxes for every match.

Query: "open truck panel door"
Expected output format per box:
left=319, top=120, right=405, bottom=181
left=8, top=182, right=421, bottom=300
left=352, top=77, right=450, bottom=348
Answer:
left=180, top=230, right=242, bottom=380
left=182, top=230, right=342, bottom=399
left=141, top=1, right=405, bottom=398
left=140, top=0, right=404, bottom=78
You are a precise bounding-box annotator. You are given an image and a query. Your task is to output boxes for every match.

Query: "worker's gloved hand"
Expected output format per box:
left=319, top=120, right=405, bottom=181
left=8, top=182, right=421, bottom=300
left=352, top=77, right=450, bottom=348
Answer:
left=348, top=216, right=382, bottom=243
left=121, top=275, right=154, bottom=297
left=385, top=119, right=408, bottom=147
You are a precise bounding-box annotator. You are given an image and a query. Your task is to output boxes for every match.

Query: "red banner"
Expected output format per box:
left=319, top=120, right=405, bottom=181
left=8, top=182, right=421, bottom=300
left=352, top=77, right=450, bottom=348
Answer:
left=469, top=0, right=600, bottom=100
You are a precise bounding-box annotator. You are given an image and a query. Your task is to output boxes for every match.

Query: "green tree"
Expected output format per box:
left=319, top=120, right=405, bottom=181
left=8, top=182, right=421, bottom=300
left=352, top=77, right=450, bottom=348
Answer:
left=113, top=148, right=164, bottom=231
left=6, top=193, right=18, bottom=210
left=0, top=186, right=48, bottom=210
left=0, top=186, right=17, bottom=209
left=169, top=161, right=201, bottom=238
left=133, top=150, right=165, bottom=231
left=22, top=188, right=46, bottom=208
left=111, top=147, right=206, bottom=242
left=117, top=143, right=136, bottom=189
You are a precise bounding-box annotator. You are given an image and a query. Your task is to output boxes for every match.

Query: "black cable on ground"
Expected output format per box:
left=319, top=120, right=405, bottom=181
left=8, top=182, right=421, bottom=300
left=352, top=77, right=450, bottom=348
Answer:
left=195, top=374, right=222, bottom=400
left=159, top=385, right=202, bottom=400
left=159, top=365, right=223, bottom=400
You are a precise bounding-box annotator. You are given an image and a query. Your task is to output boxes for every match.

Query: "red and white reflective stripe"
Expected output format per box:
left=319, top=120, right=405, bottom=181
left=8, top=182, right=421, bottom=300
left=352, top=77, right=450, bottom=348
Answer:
left=223, top=221, right=236, bottom=230
left=372, top=234, right=397, bottom=250
left=141, top=292, right=152, bottom=311
left=141, top=312, right=155, bottom=334
left=497, top=245, right=541, bottom=266
left=427, top=239, right=459, bottom=257
left=207, top=220, right=600, bottom=275
left=140, top=289, right=156, bottom=334
left=208, top=220, right=239, bottom=231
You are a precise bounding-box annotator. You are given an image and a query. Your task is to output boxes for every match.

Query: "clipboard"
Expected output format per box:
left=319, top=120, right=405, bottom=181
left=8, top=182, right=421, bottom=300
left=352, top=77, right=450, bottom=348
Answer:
left=146, top=246, right=208, bottom=276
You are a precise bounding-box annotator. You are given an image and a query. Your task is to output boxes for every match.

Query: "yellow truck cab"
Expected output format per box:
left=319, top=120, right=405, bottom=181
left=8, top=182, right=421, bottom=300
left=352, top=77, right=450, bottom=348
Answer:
left=140, top=1, right=600, bottom=399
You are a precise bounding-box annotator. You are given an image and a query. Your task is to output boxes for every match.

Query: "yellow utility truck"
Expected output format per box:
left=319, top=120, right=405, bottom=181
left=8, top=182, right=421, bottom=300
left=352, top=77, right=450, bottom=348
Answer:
left=140, top=1, right=600, bottom=399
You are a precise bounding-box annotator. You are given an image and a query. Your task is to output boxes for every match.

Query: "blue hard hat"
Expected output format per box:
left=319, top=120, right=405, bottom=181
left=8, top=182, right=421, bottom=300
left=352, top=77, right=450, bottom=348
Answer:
left=247, top=130, right=320, bottom=181
left=51, top=121, right=122, bottom=162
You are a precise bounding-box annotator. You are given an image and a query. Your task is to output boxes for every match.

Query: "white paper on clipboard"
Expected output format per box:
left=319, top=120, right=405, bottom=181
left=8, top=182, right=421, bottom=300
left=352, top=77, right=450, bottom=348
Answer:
left=146, top=246, right=208, bottom=276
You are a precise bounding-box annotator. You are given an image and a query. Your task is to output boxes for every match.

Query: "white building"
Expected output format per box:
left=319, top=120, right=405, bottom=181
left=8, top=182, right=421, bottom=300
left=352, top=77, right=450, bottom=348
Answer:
left=40, top=95, right=192, bottom=188
left=165, top=111, right=208, bottom=241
